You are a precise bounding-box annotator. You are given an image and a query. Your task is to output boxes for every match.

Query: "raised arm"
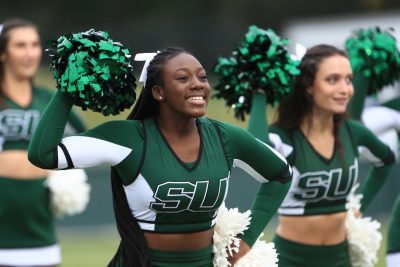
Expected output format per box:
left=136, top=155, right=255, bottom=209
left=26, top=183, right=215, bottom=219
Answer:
left=347, top=72, right=369, bottom=120
left=216, top=122, right=292, bottom=247
left=28, top=91, right=137, bottom=171
left=65, top=108, right=87, bottom=135
left=348, top=120, right=396, bottom=211
left=248, top=92, right=268, bottom=142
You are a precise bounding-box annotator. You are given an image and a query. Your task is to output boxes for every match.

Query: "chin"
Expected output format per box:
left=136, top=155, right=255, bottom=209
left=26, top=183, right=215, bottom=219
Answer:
left=333, top=109, right=347, bottom=115
left=190, top=110, right=207, bottom=118
left=332, top=105, right=348, bottom=114
left=17, top=72, right=36, bottom=80
left=19, top=67, right=38, bottom=77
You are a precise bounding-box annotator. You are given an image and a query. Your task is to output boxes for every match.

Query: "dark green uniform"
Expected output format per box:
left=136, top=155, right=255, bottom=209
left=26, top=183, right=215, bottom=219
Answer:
left=387, top=195, right=400, bottom=267
left=0, top=87, right=85, bottom=266
left=28, top=91, right=292, bottom=266
left=268, top=121, right=394, bottom=267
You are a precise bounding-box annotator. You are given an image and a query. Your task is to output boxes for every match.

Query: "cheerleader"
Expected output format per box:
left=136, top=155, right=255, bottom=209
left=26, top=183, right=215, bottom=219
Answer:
left=248, top=44, right=394, bottom=266
left=28, top=47, right=293, bottom=266
left=0, top=19, right=85, bottom=267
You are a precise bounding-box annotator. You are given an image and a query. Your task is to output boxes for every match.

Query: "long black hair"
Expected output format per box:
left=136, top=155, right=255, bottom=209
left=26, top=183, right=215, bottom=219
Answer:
left=108, top=47, right=191, bottom=267
left=274, top=44, right=349, bottom=146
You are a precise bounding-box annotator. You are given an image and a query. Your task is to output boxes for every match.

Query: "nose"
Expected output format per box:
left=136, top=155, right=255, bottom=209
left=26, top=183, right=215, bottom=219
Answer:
left=338, top=79, right=353, bottom=96
left=190, top=77, right=204, bottom=90
left=26, top=43, right=41, bottom=60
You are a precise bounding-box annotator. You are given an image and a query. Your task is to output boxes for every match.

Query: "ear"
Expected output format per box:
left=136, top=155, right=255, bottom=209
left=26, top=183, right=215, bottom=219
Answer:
left=152, top=85, right=164, bottom=101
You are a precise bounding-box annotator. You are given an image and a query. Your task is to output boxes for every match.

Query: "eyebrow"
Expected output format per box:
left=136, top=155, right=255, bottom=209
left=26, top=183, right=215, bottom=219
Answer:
left=324, top=72, right=352, bottom=77
left=174, top=67, right=205, bottom=72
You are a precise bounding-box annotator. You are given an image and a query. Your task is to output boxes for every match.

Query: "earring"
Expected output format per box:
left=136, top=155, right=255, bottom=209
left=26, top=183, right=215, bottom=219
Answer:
left=159, top=96, right=163, bottom=100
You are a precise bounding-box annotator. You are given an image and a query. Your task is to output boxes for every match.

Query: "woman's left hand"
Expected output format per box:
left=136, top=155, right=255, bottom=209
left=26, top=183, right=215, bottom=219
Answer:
left=227, top=239, right=251, bottom=266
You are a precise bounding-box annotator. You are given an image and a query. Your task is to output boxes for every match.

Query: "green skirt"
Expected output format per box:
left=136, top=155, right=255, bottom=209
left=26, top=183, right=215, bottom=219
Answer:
left=274, top=235, right=351, bottom=267
left=149, top=245, right=213, bottom=267
left=388, top=195, right=400, bottom=253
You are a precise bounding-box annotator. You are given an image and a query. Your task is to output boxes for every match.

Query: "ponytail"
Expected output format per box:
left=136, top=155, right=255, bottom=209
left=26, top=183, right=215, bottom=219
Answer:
left=108, top=168, right=151, bottom=267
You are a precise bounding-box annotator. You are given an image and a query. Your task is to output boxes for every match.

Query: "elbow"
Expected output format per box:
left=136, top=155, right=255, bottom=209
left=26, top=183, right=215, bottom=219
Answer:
left=382, top=149, right=396, bottom=167
left=27, top=145, right=53, bottom=169
left=27, top=146, right=41, bottom=167
left=387, top=150, right=396, bottom=165
left=274, top=164, right=293, bottom=184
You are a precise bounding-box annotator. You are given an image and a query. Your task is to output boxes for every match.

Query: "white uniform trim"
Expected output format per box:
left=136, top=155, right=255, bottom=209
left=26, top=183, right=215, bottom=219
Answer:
left=256, top=138, right=288, bottom=164
left=269, top=133, right=294, bottom=158
left=387, top=252, right=400, bottom=267
left=278, top=166, right=306, bottom=215
left=0, top=244, right=61, bottom=266
left=138, top=221, right=156, bottom=231
left=124, top=173, right=157, bottom=231
left=57, top=136, right=132, bottom=169
left=233, top=159, right=269, bottom=183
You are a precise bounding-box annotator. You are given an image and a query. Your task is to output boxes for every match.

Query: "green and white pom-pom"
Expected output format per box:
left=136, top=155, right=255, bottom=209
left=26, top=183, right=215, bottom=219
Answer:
left=213, top=204, right=278, bottom=267
left=345, top=27, right=400, bottom=95
left=213, top=25, right=300, bottom=120
left=46, top=169, right=91, bottom=219
left=48, top=29, right=136, bottom=115
left=345, top=185, right=382, bottom=267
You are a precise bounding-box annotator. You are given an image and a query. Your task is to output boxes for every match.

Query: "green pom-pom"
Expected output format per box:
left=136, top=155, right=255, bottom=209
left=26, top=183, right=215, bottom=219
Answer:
left=213, top=25, right=300, bottom=120
left=345, top=27, right=400, bottom=95
left=48, top=29, right=136, bottom=115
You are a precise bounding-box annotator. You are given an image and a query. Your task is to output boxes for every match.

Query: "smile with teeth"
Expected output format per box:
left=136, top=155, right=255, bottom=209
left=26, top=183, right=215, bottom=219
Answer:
left=187, top=96, right=206, bottom=105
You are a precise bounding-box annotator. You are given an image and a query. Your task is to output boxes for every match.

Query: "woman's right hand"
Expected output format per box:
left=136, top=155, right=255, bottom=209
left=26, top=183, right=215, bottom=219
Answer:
left=0, top=150, right=49, bottom=179
left=227, top=239, right=251, bottom=266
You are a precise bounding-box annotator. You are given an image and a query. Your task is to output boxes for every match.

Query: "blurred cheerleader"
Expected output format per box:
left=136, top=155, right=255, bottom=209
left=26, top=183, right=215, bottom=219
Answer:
left=0, top=19, right=85, bottom=267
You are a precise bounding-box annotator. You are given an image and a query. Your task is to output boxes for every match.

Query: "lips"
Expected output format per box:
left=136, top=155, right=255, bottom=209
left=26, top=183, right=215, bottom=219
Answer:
left=333, top=97, right=348, bottom=104
left=187, top=95, right=207, bottom=105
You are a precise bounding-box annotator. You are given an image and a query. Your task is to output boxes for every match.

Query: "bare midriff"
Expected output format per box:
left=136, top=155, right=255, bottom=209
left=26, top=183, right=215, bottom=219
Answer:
left=144, top=227, right=214, bottom=251
left=277, top=212, right=347, bottom=245
left=0, top=150, right=48, bottom=179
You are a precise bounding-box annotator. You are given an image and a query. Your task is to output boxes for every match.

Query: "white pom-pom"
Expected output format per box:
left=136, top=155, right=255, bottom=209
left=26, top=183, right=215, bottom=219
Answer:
left=235, top=233, right=278, bottom=267
left=213, top=205, right=251, bottom=266
left=213, top=204, right=278, bottom=267
left=46, top=169, right=91, bottom=219
left=346, top=185, right=382, bottom=267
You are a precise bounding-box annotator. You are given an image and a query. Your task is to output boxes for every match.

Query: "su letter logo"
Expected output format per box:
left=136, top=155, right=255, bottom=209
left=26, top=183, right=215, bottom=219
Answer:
left=150, top=178, right=228, bottom=213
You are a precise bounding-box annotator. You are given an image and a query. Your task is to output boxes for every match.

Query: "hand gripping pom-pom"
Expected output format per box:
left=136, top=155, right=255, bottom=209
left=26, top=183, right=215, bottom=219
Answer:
left=213, top=25, right=300, bottom=120
left=345, top=185, right=382, bottom=267
left=48, top=29, right=136, bottom=115
left=213, top=204, right=278, bottom=267
left=345, top=27, right=400, bottom=95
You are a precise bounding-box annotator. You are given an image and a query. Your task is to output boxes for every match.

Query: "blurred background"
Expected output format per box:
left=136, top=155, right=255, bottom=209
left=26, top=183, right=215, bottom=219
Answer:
left=2, top=0, right=400, bottom=266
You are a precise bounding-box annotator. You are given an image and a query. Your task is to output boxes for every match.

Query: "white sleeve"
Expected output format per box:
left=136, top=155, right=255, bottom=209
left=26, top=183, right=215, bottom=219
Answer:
left=56, top=136, right=132, bottom=169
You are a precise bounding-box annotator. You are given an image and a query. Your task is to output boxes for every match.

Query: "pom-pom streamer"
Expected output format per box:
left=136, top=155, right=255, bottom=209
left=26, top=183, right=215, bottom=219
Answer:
left=48, top=29, right=136, bottom=115
left=345, top=27, right=400, bottom=95
left=346, top=185, right=382, bottom=267
left=213, top=25, right=300, bottom=120
left=213, top=205, right=278, bottom=266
